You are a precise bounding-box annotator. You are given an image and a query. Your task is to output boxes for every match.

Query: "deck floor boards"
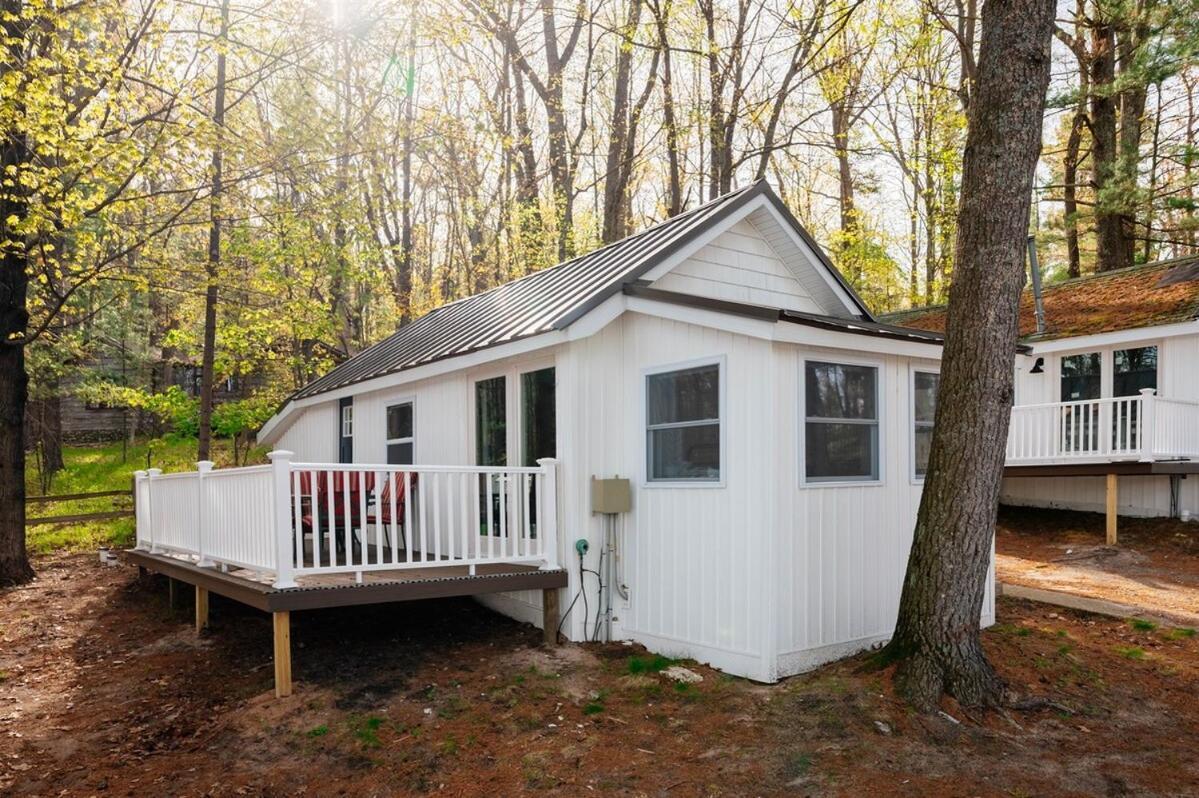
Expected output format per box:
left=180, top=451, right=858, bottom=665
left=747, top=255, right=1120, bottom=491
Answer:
left=125, top=549, right=567, bottom=612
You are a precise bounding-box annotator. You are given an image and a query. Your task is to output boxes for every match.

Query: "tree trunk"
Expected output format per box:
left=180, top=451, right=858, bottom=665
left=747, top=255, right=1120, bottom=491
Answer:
left=197, top=0, right=229, bottom=462
left=880, top=0, right=1056, bottom=711
left=651, top=0, right=682, bottom=217
left=0, top=0, right=33, bottom=585
left=398, top=20, right=417, bottom=322
left=1090, top=18, right=1128, bottom=272
left=1062, top=111, right=1085, bottom=278
left=38, top=390, right=63, bottom=474
left=601, top=0, right=641, bottom=243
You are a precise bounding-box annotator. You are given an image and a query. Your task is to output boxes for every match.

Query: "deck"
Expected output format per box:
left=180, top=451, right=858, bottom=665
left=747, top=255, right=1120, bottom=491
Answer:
left=128, top=454, right=568, bottom=698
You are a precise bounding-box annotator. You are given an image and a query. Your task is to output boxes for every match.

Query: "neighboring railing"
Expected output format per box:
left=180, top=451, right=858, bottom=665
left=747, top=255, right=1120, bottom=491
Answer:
left=26, top=489, right=133, bottom=527
left=134, top=451, right=561, bottom=588
left=1006, top=389, right=1199, bottom=465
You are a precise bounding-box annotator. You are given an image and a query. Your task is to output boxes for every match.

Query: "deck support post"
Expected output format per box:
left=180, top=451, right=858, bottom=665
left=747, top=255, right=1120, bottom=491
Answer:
left=167, top=576, right=177, bottom=611
left=195, top=586, right=209, bottom=632
left=542, top=587, right=560, bottom=646
left=273, top=611, right=292, bottom=698
left=1106, top=472, right=1119, bottom=546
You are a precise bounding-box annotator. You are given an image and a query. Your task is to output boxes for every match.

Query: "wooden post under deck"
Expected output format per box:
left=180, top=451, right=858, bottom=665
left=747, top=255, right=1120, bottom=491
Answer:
left=168, top=577, right=177, bottom=611
left=273, top=611, right=292, bottom=698
left=1106, top=472, right=1119, bottom=546
left=542, top=587, right=559, bottom=646
left=195, top=586, right=209, bottom=632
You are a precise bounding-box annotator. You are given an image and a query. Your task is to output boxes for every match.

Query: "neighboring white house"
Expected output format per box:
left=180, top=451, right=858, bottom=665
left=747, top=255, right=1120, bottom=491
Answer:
left=886, top=255, right=1199, bottom=522
left=255, top=180, right=986, bottom=683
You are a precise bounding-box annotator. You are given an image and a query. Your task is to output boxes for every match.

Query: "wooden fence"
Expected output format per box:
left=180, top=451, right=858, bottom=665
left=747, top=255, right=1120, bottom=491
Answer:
left=26, top=488, right=134, bottom=527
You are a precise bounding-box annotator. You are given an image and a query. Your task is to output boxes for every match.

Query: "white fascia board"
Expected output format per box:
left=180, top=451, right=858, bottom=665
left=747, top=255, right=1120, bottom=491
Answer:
left=1024, top=320, right=1199, bottom=354
left=259, top=294, right=629, bottom=445
left=626, top=294, right=944, bottom=359
left=773, top=321, right=944, bottom=359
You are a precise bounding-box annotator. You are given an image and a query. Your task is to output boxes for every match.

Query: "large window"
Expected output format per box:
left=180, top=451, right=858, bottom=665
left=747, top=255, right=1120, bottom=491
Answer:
left=1114, top=346, right=1158, bottom=396
left=804, top=361, right=880, bottom=483
left=386, top=402, right=414, bottom=465
left=1060, top=352, right=1101, bottom=401
left=646, top=362, right=721, bottom=482
left=521, top=368, right=556, bottom=466
left=475, top=376, right=507, bottom=466
left=912, top=371, right=939, bottom=479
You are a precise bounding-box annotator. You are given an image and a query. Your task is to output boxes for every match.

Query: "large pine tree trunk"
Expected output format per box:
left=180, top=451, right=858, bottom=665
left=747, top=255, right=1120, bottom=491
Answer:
left=882, top=0, right=1056, bottom=711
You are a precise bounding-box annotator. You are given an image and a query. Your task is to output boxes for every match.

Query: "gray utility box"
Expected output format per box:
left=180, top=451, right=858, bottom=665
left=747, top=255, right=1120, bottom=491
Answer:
left=591, top=477, right=631, bottom=514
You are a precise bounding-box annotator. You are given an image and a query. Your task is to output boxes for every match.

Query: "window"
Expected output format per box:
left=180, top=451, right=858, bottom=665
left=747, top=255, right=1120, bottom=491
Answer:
left=804, top=361, right=880, bottom=483
left=1114, top=346, right=1157, bottom=396
left=913, top=371, right=939, bottom=479
left=475, top=376, right=507, bottom=466
left=521, top=368, right=556, bottom=466
left=646, top=362, right=721, bottom=482
left=386, top=402, right=414, bottom=465
left=1060, top=352, right=1101, bottom=401
left=338, top=397, right=353, bottom=463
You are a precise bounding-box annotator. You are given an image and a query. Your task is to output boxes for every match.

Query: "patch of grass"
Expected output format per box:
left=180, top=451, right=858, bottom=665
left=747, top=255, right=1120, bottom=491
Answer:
left=306, top=724, right=329, bottom=738
left=992, top=623, right=1032, bottom=637
left=352, top=716, right=386, bottom=748
left=26, top=438, right=264, bottom=553
left=1129, top=618, right=1158, bottom=632
left=439, top=736, right=459, bottom=756
left=1115, top=646, right=1146, bottom=660
left=626, top=654, right=676, bottom=675
left=582, top=701, right=604, bottom=715
left=1165, top=627, right=1196, bottom=640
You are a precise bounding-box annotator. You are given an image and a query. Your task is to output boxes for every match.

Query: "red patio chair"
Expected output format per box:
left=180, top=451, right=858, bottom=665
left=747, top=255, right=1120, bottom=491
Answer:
left=364, top=471, right=417, bottom=555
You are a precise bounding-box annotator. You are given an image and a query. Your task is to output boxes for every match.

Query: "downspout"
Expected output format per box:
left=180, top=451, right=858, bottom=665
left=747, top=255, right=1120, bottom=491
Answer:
left=1026, top=236, right=1046, bottom=336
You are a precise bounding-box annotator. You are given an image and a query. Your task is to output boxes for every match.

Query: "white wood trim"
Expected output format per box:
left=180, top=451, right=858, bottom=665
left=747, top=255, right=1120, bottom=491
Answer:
left=1025, top=320, right=1199, bottom=354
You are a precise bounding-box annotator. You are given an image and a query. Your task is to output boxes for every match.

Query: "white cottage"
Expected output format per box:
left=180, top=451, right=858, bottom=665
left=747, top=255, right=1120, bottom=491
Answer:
left=133, top=181, right=981, bottom=690
left=887, top=254, right=1199, bottom=538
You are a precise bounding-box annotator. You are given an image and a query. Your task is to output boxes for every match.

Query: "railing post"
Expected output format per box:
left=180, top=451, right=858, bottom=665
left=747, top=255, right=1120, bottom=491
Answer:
left=133, top=470, right=148, bottom=550
left=1139, top=388, right=1157, bottom=462
left=145, top=468, right=162, bottom=553
left=196, top=460, right=215, bottom=567
left=268, top=450, right=299, bottom=588
left=536, top=458, right=560, bottom=571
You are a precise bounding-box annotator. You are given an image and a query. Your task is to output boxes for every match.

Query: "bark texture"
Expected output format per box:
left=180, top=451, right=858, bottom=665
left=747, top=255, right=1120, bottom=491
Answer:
left=0, top=0, right=33, bottom=586
left=883, top=0, right=1056, bottom=711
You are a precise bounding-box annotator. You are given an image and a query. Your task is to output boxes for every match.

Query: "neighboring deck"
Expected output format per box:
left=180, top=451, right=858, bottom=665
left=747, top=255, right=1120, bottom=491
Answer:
left=125, top=548, right=567, bottom=612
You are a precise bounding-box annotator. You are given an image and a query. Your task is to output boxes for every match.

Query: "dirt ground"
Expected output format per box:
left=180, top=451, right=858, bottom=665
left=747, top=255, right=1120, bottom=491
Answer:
left=3, top=552, right=1199, bottom=797
left=997, top=505, right=1199, bottom=625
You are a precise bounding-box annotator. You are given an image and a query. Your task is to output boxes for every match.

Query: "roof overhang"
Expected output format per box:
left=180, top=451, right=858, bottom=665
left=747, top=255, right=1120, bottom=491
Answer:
left=1021, top=318, right=1199, bottom=353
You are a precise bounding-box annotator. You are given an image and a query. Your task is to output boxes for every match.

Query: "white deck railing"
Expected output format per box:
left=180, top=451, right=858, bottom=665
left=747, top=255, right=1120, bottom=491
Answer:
left=134, top=451, right=561, bottom=588
left=1006, top=389, right=1199, bottom=465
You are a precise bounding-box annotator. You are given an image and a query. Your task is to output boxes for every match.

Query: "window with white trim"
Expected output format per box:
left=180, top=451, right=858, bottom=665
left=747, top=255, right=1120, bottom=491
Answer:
left=804, top=361, right=879, bottom=483
left=341, top=403, right=353, bottom=438
left=386, top=402, right=414, bottom=465
left=646, top=363, right=721, bottom=482
left=913, top=370, right=939, bottom=479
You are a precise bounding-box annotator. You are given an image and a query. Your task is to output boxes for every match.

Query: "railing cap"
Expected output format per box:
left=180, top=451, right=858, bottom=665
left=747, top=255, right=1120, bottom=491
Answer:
left=267, top=449, right=295, bottom=462
left=134, top=469, right=147, bottom=478
left=147, top=468, right=162, bottom=476
left=1140, top=388, right=1157, bottom=396
left=197, top=460, right=215, bottom=472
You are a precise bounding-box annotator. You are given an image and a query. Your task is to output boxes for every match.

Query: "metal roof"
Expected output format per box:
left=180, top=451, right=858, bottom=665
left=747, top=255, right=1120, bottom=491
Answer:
left=293, top=180, right=870, bottom=400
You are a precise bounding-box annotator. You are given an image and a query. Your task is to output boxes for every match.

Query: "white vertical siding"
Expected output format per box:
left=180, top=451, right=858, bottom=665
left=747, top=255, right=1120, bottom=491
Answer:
left=650, top=219, right=825, bottom=314
left=562, top=312, right=776, bottom=679
left=771, top=349, right=939, bottom=678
